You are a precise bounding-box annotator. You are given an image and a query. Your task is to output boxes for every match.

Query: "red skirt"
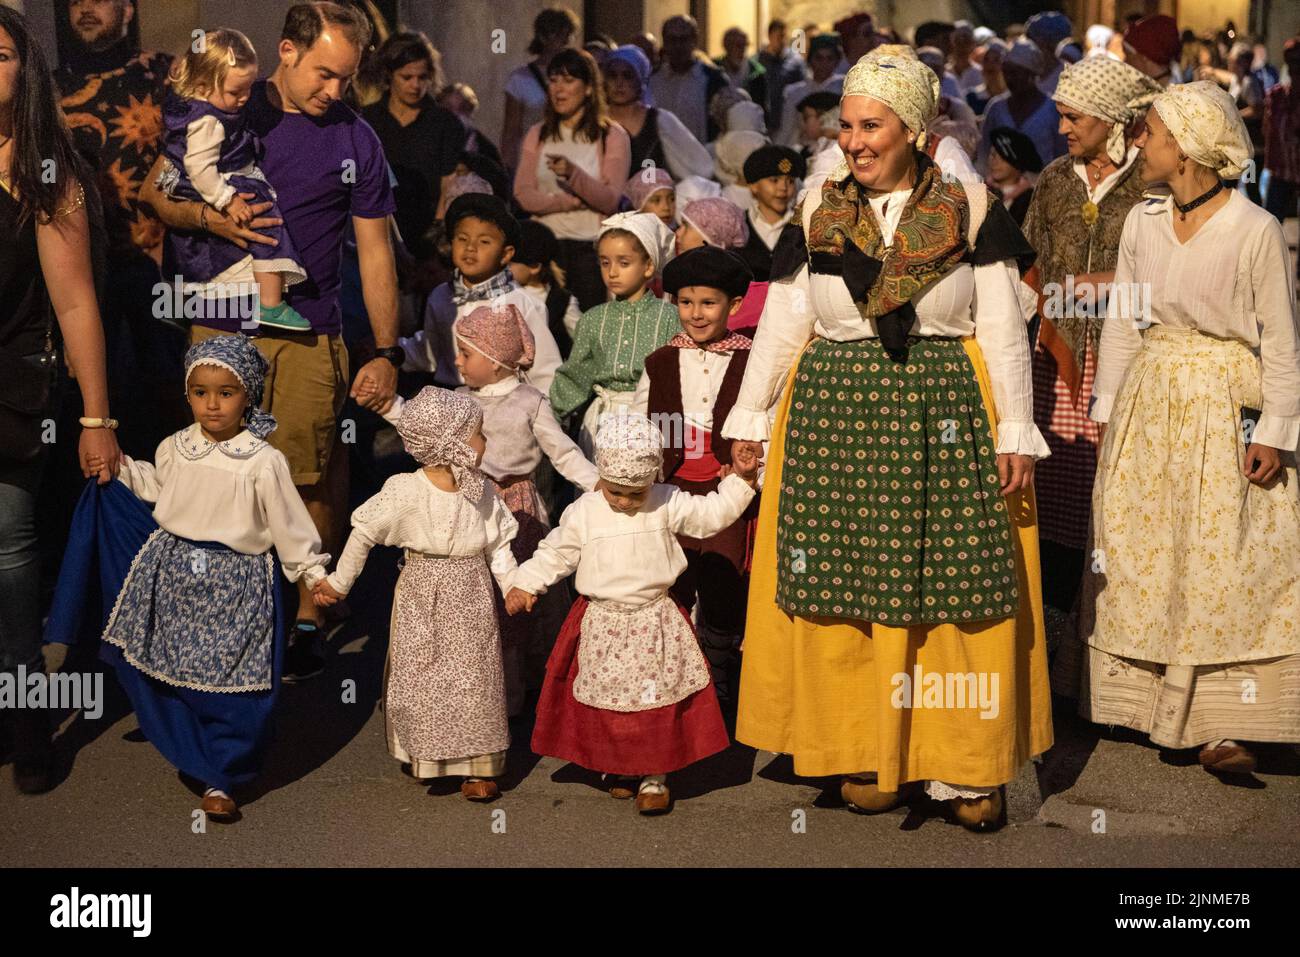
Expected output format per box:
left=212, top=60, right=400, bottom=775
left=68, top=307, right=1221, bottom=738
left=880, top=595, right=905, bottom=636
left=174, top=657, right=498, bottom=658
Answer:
left=531, top=596, right=731, bottom=776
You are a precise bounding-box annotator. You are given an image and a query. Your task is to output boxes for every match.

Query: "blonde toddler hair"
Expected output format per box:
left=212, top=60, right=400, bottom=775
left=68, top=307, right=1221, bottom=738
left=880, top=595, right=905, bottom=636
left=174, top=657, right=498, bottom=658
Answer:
left=170, top=28, right=258, bottom=100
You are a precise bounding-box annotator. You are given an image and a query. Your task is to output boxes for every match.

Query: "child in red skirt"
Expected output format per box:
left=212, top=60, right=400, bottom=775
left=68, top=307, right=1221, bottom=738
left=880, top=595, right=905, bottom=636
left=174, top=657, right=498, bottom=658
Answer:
left=505, top=413, right=759, bottom=814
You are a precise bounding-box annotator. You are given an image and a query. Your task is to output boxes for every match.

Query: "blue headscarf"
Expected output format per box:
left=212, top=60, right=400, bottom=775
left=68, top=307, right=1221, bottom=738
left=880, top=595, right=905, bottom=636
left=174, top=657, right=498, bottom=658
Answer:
left=607, top=44, right=653, bottom=106
left=183, top=335, right=277, bottom=439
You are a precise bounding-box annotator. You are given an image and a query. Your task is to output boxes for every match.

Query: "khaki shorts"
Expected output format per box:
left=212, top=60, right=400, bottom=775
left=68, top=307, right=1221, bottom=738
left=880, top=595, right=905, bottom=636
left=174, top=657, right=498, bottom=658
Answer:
left=190, top=326, right=349, bottom=487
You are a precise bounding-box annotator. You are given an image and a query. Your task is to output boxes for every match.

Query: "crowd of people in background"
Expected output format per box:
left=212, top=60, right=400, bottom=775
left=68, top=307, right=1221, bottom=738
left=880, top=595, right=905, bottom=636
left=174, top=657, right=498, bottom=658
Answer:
left=3, top=0, right=1300, bottom=832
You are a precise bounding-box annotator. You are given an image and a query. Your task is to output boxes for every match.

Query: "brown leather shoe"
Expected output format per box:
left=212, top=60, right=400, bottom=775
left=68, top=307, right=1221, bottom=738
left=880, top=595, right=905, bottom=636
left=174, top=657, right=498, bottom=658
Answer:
left=608, top=778, right=637, bottom=800
left=950, top=787, right=1005, bottom=832
left=634, top=785, right=670, bottom=815
left=461, top=778, right=499, bottom=801
left=841, top=776, right=909, bottom=814
left=1198, top=742, right=1257, bottom=774
left=201, top=790, right=238, bottom=820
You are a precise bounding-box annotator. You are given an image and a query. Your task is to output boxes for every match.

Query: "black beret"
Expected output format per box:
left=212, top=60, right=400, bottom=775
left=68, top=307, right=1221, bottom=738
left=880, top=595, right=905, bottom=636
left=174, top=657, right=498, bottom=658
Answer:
left=514, top=218, right=560, bottom=267
left=662, top=246, right=753, bottom=299
left=988, top=126, right=1044, bottom=174
left=444, top=192, right=522, bottom=249
left=796, top=90, right=841, bottom=115
left=743, top=144, right=806, bottom=183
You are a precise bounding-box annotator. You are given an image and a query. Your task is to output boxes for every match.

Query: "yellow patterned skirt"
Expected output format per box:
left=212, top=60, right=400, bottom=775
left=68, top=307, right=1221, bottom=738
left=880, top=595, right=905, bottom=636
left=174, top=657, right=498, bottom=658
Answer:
left=736, top=337, right=1054, bottom=790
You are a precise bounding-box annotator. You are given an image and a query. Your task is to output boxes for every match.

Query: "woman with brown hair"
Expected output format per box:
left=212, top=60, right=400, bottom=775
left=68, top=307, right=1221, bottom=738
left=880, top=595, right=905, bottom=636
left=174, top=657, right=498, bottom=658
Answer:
left=501, top=6, right=580, bottom=172
left=360, top=31, right=466, bottom=260
left=0, top=5, right=120, bottom=793
left=513, top=48, right=631, bottom=312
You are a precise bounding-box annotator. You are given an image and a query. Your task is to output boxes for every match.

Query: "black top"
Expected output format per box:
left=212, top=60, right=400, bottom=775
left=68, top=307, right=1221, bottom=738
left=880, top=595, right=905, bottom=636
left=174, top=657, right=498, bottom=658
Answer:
left=360, top=100, right=467, bottom=257
left=627, top=108, right=667, bottom=181
left=0, top=187, right=48, bottom=356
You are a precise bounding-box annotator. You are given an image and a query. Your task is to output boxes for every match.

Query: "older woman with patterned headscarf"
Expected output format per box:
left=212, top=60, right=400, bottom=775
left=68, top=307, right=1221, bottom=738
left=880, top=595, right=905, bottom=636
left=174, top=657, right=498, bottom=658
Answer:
left=1056, top=82, right=1300, bottom=777
left=722, top=52, right=1053, bottom=831
left=1019, top=56, right=1160, bottom=612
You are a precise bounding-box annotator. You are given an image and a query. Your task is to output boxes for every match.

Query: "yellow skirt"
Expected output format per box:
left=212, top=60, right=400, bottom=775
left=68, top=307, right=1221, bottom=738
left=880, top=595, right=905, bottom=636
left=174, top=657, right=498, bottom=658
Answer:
left=736, top=337, right=1054, bottom=790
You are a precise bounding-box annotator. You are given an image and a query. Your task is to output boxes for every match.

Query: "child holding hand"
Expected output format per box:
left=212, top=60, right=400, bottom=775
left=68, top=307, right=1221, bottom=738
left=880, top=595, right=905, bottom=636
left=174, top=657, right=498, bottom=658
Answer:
left=505, top=414, right=760, bottom=814
left=312, top=387, right=518, bottom=801
left=453, top=303, right=599, bottom=715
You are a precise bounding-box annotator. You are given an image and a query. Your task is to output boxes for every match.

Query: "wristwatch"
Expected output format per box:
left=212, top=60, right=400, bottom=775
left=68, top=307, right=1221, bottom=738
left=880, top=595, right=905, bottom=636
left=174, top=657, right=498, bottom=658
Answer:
left=374, top=346, right=405, bottom=370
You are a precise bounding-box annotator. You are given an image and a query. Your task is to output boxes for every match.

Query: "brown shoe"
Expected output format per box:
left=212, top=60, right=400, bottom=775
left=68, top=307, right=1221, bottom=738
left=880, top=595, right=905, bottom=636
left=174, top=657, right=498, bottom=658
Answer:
left=1198, top=742, right=1257, bottom=774
left=608, top=777, right=637, bottom=800
left=461, top=778, right=499, bottom=801
left=841, top=776, right=909, bottom=814
left=201, top=789, right=238, bottom=821
left=949, top=787, right=1005, bottom=832
left=634, top=785, right=671, bottom=815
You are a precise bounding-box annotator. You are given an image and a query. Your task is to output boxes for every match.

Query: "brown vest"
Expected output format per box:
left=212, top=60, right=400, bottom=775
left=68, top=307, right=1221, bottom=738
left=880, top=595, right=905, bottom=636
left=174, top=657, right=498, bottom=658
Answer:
left=644, top=344, right=750, bottom=479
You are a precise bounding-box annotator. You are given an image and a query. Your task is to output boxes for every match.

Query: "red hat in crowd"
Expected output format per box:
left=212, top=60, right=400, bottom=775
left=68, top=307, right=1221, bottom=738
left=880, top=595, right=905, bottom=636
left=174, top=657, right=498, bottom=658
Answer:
left=834, top=12, right=873, bottom=36
left=1124, top=15, right=1181, bottom=66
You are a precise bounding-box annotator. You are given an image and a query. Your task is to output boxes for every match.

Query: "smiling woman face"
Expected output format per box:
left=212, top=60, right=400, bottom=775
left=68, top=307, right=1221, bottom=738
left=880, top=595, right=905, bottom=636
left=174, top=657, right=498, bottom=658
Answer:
left=838, top=95, right=915, bottom=192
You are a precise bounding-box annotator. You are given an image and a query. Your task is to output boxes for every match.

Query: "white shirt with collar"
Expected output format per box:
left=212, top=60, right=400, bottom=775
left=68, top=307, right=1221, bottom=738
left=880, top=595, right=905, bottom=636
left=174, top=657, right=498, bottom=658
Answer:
left=748, top=202, right=795, bottom=251
left=115, top=425, right=330, bottom=585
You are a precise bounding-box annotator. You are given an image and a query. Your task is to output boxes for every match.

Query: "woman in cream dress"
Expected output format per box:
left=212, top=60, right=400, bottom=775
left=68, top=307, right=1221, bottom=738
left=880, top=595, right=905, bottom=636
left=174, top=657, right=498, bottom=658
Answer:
left=1055, top=82, right=1300, bottom=774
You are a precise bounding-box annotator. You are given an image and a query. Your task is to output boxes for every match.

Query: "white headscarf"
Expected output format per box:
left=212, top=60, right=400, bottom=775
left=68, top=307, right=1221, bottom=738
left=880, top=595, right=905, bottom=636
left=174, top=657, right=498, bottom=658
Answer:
left=597, top=211, right=675, bottom=275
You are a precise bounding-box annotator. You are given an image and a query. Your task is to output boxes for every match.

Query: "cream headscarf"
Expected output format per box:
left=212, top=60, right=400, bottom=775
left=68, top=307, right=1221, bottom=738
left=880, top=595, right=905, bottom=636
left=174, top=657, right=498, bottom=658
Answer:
left=1052, top=56, right=1162, bottom=164
left=833, top=51, right=940, bottom=181
left=1150, top=80, right=1253, bottom=179
left=596, top=211, right=676, bottom=275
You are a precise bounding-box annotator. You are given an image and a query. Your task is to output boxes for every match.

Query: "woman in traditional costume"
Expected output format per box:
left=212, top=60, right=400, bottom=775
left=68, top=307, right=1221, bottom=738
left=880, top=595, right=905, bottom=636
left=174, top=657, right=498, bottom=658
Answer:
left=1020, top=56, right=1161, bottom=611
left=722, top=52, right=1054, bottom=831
left=1056, top=82, right=1300, bottom=774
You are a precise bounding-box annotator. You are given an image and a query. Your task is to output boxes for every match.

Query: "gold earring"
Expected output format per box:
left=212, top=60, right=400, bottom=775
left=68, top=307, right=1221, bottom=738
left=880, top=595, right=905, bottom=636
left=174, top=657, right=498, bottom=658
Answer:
left=1177, top=157, right=1185, bottom=175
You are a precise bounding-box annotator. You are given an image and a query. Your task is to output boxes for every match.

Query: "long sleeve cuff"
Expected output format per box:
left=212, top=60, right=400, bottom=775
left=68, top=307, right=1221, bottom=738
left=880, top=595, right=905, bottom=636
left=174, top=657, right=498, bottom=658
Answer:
left=1088, top=391, right=1116, bottom=424
left=1252, top=412, right=1300, bottom=453
left=300, top=565, right=327, bottom=589
left=324, top=571, right=350, bottom=596
left=995, top=420, right=1052, bottom=459
left=721, top=405, right=773, bottom=442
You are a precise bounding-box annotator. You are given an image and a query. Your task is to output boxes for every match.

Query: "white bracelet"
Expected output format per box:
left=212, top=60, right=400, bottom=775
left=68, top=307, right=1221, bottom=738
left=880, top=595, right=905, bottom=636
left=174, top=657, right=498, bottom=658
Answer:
left=79, top=416, right=119, bottom=430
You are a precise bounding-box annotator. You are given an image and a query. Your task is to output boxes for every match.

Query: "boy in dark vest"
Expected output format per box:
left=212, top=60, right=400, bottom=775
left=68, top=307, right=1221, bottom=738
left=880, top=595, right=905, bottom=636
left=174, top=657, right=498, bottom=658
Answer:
left=632, top=246, right=760, bottom=701
left=738, top=144, right=804, bottom=282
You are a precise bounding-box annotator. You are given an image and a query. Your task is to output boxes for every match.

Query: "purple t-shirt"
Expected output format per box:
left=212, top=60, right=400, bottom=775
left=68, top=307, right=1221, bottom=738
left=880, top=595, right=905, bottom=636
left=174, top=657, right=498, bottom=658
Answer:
left=193, top=80, right=395, bottom=336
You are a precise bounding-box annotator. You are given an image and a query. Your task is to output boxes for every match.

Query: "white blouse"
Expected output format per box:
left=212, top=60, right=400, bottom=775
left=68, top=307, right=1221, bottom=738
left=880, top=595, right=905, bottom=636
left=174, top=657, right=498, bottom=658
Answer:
left=325, top=471, right=519, bottom=596
left=1091, top=190, right=1300, bottom=451
left=722, top=177, right=1050, bottom=458
left=512, top=475, right=756, bottom=606
left=653, top=108, right=715, bottom=182
left=532, top=125, right=604, bottom=241
left=115, top=425, right=329, bottom=585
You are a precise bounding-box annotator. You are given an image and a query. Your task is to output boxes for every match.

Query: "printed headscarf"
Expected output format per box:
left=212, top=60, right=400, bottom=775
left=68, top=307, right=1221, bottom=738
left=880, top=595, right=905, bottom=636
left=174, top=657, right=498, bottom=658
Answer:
left=396, top=386, right=485, bottom=502
left=183, top=334, right=276, bottom=439
left=833, top=50, right=939, bottom=180
left=454, top=302, right=536, bottom=374
left=594, top=413, right=663, bottom=488
left=624, top=166, right=674, bottom=212
left=1150, top=81, right=1253, bottom=179
left=1053, top=56, right=1161, bottom=164
left=680, top=197, right=749, bottom=249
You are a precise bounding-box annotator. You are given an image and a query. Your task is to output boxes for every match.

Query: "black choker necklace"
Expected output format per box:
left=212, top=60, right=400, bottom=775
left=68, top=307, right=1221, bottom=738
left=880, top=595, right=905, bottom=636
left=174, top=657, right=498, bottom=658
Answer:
left=1174, top=180, right=1224, bottom=221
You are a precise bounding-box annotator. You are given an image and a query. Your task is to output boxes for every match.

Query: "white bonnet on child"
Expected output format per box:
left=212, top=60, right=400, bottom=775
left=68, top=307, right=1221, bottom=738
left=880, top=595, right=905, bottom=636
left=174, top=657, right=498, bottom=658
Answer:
left=596, top=211, right=675, bottom=275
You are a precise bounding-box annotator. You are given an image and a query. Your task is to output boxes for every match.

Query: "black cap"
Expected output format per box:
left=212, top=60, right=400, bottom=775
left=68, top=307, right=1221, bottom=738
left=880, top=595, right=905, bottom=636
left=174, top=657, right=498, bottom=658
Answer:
left=444, top=192, right=522, bottom=249
left=514, top=218, right=560, bottom=267
left=743, top=144, right=806, bottom=184
left=662, top=246, right=753, bottom=299
left=988, top=126, right=1044, bottom=174
left=796, top=90, right=840, bottom=115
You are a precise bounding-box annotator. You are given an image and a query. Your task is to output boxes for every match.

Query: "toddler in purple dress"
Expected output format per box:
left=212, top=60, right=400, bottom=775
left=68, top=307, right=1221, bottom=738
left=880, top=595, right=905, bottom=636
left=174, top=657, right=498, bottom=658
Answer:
left=158, top=28, right=309, bottom=331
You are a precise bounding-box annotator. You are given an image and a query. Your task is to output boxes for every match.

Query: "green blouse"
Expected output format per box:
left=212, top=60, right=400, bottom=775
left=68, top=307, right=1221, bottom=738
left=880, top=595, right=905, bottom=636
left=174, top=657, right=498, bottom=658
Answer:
left=549, top=294, right=681, bottom=418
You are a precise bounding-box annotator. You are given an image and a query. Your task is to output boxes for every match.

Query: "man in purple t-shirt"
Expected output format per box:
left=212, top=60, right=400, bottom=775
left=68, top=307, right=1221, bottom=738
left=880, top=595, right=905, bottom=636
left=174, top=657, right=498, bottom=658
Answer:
left=142, top=2, right=399, bottom=680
